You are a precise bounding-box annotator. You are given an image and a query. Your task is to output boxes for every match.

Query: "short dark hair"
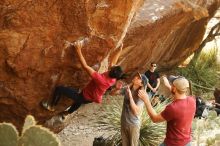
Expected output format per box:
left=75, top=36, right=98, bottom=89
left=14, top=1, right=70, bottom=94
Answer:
left=151, top=62, right=157, bottom=67
left=109, top=66, right=123, bottom=80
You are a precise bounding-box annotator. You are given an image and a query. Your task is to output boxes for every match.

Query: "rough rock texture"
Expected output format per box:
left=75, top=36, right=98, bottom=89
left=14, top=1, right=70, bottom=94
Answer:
left=120, top=0, right=220, bottom=72
left=0, top=0, right=219, bottom=131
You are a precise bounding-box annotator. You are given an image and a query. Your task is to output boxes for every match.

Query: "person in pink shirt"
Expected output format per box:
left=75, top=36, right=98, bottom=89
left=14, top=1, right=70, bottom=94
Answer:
left=138, top=76, right=196, bottom=146
left=42, top=39, right=124, bottom=117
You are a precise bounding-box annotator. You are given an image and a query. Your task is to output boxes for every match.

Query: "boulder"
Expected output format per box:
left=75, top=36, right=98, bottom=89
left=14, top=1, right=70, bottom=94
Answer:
left=0, top=0, right=219, bottom=131
left=120, top=0, right=220, bottom=72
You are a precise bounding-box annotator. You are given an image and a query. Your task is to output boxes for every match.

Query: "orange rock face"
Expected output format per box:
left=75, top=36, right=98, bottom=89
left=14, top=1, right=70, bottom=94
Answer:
left=0, top=0, right=219, bottom=131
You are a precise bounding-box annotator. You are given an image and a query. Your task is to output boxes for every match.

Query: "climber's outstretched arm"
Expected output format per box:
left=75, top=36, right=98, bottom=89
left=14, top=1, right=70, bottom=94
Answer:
left=110, top=43, right=123, bottom=68
left=73, top=41, right=95, bottom=77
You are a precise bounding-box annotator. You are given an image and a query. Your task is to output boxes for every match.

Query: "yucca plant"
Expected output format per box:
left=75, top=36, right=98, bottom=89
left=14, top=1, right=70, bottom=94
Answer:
left=98, top=96, right=167, bottom=146
left=176, top=47, right=219, bottom=97
left=139, top=101, right=166, bottom=146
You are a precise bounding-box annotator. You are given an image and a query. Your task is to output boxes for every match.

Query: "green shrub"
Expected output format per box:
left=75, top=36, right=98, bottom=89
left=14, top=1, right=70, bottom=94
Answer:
left=176, top=47, right=219, bottom=98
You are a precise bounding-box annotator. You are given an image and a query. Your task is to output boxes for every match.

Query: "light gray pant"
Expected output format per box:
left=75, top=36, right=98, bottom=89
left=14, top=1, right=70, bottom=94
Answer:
left=159, top=142, right=191, bottom=146
left=121, top=123, right=140, bottom=146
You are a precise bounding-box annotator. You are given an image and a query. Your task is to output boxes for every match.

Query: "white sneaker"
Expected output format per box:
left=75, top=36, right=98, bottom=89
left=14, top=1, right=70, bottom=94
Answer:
left=41, top=101, right=55, bottom=112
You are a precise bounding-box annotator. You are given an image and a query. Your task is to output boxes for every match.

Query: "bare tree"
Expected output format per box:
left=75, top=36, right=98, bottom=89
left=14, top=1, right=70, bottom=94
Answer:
left=189, top=7, right=220, bottom=65
left=190, top=20, right=220, bottom=65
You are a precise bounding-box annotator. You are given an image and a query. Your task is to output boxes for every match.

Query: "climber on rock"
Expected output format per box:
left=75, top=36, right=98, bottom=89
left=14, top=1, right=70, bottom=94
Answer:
left=42, top=39, right=124, bottom=119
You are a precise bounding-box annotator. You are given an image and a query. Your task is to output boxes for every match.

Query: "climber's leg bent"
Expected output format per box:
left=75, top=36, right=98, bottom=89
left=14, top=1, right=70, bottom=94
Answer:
left=67, top=102, right=82, bottom=113
left=58, top=95, right=91, bottom=121
left=66, top=93, right=92, bottom=114
left=58, top=94, right=92, bottom=119
left=50, top=86, right=80, bottom=106
left=42, top=86, right=82, bottom=111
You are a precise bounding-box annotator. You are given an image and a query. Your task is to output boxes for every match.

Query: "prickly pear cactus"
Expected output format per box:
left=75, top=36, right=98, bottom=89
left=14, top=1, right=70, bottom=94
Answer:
left=0, top=123, right=18, bottom=146
left=0, top=115, right=61, bottom=146
left=22, top=115, right=36, bottom=134
left=19, top=125, right=61, bottom=146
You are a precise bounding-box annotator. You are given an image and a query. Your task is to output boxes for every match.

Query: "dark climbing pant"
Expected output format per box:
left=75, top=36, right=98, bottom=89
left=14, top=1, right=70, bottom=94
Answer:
left=51, top=86, right=91, bottom=113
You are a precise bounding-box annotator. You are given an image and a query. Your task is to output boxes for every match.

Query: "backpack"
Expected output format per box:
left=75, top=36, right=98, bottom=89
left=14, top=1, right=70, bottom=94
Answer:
left=93, top=136, right=113, bottom=146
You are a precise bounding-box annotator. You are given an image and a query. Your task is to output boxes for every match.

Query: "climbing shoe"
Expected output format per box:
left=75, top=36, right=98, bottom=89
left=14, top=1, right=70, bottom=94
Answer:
left=41, top=101, right=55, bottom=112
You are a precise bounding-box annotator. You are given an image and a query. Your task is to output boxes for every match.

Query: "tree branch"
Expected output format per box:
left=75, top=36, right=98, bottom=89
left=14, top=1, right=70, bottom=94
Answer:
left=189, top=21, right=220, bottom=65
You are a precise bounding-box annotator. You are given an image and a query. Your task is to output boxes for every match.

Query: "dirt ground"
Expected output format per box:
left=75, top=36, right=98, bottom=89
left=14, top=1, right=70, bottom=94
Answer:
left=57, top=96, right=119, bottom=146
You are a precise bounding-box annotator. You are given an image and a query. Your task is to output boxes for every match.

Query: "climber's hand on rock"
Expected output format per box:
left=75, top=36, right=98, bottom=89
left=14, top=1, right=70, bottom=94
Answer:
left=64, top=40, right=74, bottom=49
left=73, top=40, right=83, bottom=50
left=118, top=43, right=123, bottom=50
